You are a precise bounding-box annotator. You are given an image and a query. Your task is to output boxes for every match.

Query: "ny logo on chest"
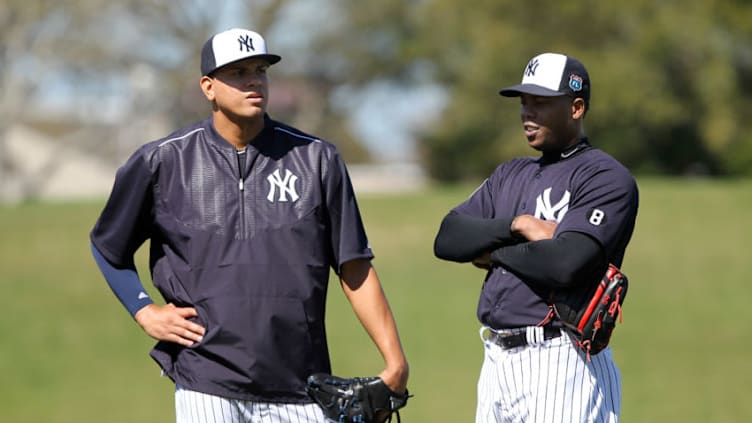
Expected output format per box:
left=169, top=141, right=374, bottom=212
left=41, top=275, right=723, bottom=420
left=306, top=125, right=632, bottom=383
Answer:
left=534, top=187, right=570, bottom=223
left=266, top=168, right=299, bottom=202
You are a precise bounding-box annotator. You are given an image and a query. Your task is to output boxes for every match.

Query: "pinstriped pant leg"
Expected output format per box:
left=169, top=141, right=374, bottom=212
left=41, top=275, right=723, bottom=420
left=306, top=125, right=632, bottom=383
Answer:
left=175, top=385, right=327, bottom=423
left=582, top=346, right=621, bottom=423
left=537, top=336, right=621, bottom=423
left=477, top=335, right=521, bottom=423
left=254, top=401, right=326, bottom=423
left=476, top=341, right=502, bottom=423
left=475, top=331, right=621, bottom=423
left=176, top=385, right=240, bottom=423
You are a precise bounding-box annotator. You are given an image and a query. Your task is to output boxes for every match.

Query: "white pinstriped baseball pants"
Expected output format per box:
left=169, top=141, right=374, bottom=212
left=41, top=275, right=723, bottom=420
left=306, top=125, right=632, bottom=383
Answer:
left=476, top=327, right=621, bottom=423
left=175, top=385, right=327, bottom=423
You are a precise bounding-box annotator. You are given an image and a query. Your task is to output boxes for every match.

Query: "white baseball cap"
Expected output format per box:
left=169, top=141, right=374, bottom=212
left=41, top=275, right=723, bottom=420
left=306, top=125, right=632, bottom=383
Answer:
left=499, top=53, right=590, bottom=109
left=200, top=28, right=281, bottom=76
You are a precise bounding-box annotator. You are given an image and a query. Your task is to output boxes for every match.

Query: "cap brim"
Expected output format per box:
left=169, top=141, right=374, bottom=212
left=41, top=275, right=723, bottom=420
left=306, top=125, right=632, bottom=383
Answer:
left=499, top=83, right=565, bottom=97
left=205, top=54, right=282, bottom=76
left=260, top=54, right=282, bottom=65
left=229, top=54, right=281, bottom=66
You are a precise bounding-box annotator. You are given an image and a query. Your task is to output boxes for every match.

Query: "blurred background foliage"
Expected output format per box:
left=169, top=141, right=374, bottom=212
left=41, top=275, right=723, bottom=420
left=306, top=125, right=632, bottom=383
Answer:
left=2, top=0, right=751, bottom=199
left=403, top=0, right=752, bottom=180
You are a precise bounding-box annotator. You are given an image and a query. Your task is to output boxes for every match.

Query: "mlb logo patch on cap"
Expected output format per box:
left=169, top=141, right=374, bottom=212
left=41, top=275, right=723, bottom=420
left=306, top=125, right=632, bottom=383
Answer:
left=569, top=74, right=584, bottom=92
left=499, top=53, right=590, bottom=108
left=201, top=28, right=281, bottom=76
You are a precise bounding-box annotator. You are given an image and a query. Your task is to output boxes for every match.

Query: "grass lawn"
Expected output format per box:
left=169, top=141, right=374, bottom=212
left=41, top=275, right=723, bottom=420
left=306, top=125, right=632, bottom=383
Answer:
left=0, top=177, right=749, bottom=422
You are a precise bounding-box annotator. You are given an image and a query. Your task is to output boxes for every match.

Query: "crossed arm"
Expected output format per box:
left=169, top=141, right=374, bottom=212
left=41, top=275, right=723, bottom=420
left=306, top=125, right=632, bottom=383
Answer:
left=434, top=212, right=606, bottom=289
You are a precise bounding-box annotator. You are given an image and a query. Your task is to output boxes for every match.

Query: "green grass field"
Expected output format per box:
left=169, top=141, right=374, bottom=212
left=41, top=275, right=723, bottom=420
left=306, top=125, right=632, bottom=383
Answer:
left=1, top=178, right=750, bottom=422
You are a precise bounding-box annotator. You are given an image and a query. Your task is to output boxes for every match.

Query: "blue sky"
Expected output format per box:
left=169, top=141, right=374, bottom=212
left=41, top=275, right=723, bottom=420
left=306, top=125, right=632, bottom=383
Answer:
left=337, top=81, right=446, bottom=161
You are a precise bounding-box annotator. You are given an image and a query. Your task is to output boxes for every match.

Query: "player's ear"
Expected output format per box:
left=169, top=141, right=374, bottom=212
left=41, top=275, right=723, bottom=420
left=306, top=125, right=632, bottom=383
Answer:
left=571, top=97, right=586, bottom=120
left=200, top=76, right=216, bottom=101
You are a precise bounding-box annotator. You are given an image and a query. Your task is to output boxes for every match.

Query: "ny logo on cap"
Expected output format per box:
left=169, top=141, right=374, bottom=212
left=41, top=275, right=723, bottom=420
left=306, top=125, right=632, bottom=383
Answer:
left=525, top=59, right=540, bottom=77
left=237, top=34, right=255, bottom=52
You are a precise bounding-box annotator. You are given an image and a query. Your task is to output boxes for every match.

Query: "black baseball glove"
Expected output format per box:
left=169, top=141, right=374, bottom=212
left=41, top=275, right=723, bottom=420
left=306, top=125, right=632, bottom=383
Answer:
left=305, top=373, right=410, bottom=423
left=545, top=264, right=628, bottom=358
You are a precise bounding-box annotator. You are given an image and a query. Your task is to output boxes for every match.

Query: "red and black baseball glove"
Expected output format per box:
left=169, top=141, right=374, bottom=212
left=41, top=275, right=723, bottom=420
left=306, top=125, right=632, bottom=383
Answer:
left=543, top=264, right=628, bottom=358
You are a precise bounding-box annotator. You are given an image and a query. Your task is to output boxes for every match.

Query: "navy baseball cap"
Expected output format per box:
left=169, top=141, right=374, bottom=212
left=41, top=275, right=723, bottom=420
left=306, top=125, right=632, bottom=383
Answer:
left=200, top=28, right=281, bottom=76
left=499, top=53, right=590, bottom=109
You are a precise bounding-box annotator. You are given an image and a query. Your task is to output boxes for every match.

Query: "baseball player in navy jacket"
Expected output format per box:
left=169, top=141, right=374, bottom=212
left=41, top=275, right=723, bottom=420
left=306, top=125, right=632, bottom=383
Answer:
left=91, top=28, right=409, bottom=423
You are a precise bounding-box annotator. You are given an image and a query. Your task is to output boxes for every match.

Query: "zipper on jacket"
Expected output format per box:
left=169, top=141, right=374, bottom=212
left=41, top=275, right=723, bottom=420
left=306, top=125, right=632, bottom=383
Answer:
left=236, top=149, right=247, bottom=236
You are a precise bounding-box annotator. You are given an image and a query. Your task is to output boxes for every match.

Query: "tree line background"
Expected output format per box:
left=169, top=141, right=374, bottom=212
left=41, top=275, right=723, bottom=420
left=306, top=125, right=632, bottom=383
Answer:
left=2, top=0, right=751, bottom=200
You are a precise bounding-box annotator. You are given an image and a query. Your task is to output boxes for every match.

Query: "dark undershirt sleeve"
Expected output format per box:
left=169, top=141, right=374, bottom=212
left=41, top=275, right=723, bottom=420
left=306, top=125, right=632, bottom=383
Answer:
left=434, top=211, right=517, bottom=262
left=490, top=231, right=607, bottom=289
left=91, top=241, right=154, bottom=317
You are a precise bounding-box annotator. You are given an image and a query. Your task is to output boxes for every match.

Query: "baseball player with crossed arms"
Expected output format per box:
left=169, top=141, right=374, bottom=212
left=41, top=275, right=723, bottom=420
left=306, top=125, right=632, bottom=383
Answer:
left=434, top=53, right=639, bottom=422
left=90, top=28, right=408, bottom=422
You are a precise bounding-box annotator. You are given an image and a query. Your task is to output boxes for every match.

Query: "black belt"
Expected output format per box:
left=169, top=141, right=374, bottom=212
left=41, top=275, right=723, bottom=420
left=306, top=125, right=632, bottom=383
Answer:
left=488, top=326, right=562, bottom=350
